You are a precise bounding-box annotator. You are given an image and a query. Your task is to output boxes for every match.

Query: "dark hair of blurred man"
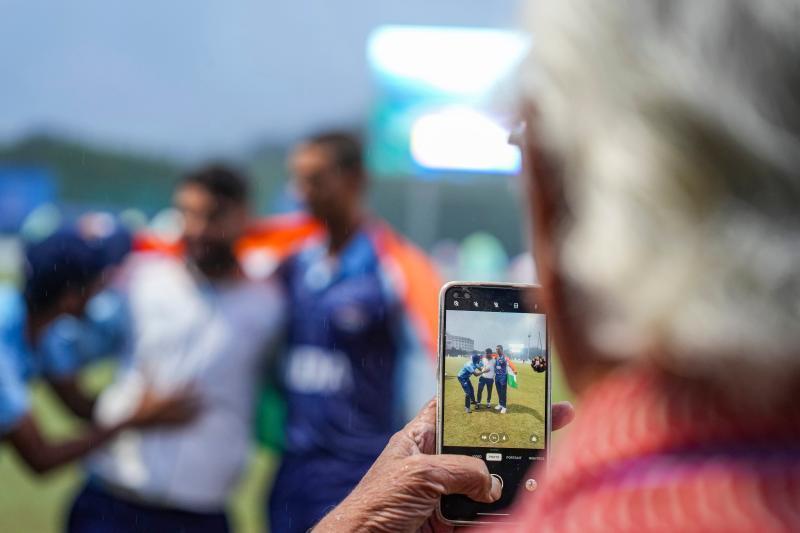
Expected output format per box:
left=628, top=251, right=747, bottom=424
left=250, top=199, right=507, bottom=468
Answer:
left=67, top=163, right=284, bottom=533
left=0, top=232, right=193, bottom=475
left=289, top=132, right=367, bottom=253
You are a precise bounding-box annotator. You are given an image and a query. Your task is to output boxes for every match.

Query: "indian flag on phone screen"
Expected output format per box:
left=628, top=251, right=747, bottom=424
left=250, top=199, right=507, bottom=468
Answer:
left=508, top=372, right=518, bottom=389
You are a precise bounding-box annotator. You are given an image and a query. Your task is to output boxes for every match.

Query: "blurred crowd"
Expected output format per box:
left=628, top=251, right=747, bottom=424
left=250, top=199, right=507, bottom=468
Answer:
left=1, top=132, right=445, bottom=533
left=5, top=0, right=800, bottom=532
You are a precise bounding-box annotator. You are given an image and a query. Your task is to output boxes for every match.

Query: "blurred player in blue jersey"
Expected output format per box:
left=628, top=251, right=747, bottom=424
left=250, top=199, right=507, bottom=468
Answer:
left=457, top=353, right=488, bottom=413
left=0, top=230, right=193, bottom=475
left=268, top=131, right=437, bottom=533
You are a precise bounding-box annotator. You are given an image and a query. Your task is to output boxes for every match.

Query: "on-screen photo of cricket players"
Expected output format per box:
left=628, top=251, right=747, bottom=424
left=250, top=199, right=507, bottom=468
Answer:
left=442, top=307, right=547, bottom=450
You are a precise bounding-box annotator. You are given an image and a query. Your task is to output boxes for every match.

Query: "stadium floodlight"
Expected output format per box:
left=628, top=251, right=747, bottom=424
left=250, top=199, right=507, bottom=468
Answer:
left=508, top=343, right=525, bottom=354
left=409, top=106, right=521, bottom=173
left=367, top=25, right=528, bottom=96
left=366, top=25, right=529, bottom=176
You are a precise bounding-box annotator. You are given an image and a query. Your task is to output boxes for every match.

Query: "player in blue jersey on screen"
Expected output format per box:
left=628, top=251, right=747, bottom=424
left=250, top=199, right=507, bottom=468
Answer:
left=493, top=344, right=517, bottom=414
left=457, top=352, right=488, bottom=414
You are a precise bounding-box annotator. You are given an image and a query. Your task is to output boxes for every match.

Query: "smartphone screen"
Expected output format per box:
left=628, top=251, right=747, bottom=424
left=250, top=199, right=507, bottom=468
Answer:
left=438, top=283, right=549, bottom=524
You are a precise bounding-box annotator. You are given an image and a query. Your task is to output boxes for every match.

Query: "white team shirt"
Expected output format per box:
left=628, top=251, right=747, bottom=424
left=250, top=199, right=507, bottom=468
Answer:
left=88, top=255, right=284, bottom=512
left=481, top=356, right=496, bottom=379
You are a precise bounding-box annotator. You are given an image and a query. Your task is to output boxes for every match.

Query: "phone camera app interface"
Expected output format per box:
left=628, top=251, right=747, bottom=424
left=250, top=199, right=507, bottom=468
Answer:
left=443, top=307, right=547, bottom=451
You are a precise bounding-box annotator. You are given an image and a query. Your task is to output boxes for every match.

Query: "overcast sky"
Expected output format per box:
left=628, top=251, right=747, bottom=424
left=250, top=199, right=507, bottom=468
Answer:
left=0, top=0, right=521, bottom=158
left=446, top=310, right=545, bottom=353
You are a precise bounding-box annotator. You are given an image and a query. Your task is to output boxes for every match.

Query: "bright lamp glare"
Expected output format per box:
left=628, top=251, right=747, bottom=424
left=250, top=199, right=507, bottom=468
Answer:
left=410, top=107, right=520, bottom=173
left=367, top=26, right=528, bottom=96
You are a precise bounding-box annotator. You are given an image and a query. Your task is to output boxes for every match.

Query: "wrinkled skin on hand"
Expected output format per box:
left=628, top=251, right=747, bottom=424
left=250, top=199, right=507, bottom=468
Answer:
left=314, top=398, right=575, bottom=533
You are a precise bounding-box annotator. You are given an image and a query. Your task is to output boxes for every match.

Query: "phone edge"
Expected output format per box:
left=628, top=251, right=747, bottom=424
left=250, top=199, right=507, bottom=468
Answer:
left=435, top=281, right=552, bottom=527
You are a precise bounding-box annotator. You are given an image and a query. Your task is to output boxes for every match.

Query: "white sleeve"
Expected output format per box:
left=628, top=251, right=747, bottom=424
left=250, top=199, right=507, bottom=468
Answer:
left=93, top=367, right=146, bottom=428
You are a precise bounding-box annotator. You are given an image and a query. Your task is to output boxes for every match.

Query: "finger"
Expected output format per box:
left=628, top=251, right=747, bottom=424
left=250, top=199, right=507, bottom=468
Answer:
left=413, top=454, right=501, bottom=503
left=413, top=420, right=437, bottom=455
left=167, top=403, right=200, bottom=422
left=387, top=418, right=436, bottom=458
left=175, top=396, right=203, bottom=416
left=160, top=395, right=202, bottom=420
left=162, top=392, right=199, bottom=410
left=552, top=401, right=575, bottom=431
left=411, top=397, right=436, bottom=427
left=159, top=403, right=199, bottom=424
left=389, top=398, right=436, bottom=455
left=170, top=386, right=199, bottom=403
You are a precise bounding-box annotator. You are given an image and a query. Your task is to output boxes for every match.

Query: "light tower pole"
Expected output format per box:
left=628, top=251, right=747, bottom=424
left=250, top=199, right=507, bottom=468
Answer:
left=527, top=333, right=531, bottom=361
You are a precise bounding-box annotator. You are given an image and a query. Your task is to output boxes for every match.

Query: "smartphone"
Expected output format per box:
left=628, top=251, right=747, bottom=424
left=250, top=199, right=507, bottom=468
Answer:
left=436, top=281, right=551, bottom=525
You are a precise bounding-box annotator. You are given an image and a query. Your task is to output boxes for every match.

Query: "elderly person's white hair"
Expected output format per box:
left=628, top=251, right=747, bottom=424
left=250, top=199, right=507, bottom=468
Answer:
left=521, top=0, right=800, bottom=389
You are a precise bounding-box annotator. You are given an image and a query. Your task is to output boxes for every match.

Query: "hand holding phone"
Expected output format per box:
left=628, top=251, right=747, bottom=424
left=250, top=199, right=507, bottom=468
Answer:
left=437, top=282, right=551, bottom=525
left=313, top=398, right=574, bottom=533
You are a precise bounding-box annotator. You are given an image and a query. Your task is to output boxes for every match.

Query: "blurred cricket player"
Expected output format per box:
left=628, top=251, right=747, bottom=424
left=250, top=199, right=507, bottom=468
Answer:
left=0, top=231, right=194, bottom=474
left=267, top=131, right=439, bottom=533
left=66, top=165, right=284, bottom=533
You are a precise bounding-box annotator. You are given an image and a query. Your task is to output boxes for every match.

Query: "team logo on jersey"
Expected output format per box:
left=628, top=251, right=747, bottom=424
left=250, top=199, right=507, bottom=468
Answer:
left=332, top=304, right=367, bottom=333
left=285, top=345, right=354, bottom=395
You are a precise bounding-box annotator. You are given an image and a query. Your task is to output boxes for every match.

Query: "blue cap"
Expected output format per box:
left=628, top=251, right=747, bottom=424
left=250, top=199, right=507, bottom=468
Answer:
left=471, top=354, right=482, bottom=365
left=77, top=213, right=133, bottom=268
left=24, top=230, right=106, bottom=310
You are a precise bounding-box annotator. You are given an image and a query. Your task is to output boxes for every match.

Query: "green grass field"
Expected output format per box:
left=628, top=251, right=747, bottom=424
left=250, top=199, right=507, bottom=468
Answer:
left=443, top=357, right=547, bottom=449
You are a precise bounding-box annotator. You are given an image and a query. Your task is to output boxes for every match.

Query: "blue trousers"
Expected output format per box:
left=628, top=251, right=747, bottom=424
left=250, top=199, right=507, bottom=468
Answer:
left=477, top=377, right=494, bottom=403
left=495, top=376, right=508, bottom=408
left=269, top=489, right=337, bottom=533
left=458, top=376, right=476, bottom=408
left=269, top=455, right=373, bottom=533
left=67, top=481, right=229, bottom=533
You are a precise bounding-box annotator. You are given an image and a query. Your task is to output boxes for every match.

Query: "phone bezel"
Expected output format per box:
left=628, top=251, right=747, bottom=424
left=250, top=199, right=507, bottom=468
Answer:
left=435, top=280, right=552, bottom=526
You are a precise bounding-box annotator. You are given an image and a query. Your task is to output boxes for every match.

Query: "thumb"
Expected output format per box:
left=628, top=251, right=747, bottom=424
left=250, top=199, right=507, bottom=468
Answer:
left=412, top=454, right=502, bottom=503
left=552, top=401, right=575, bottom=431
